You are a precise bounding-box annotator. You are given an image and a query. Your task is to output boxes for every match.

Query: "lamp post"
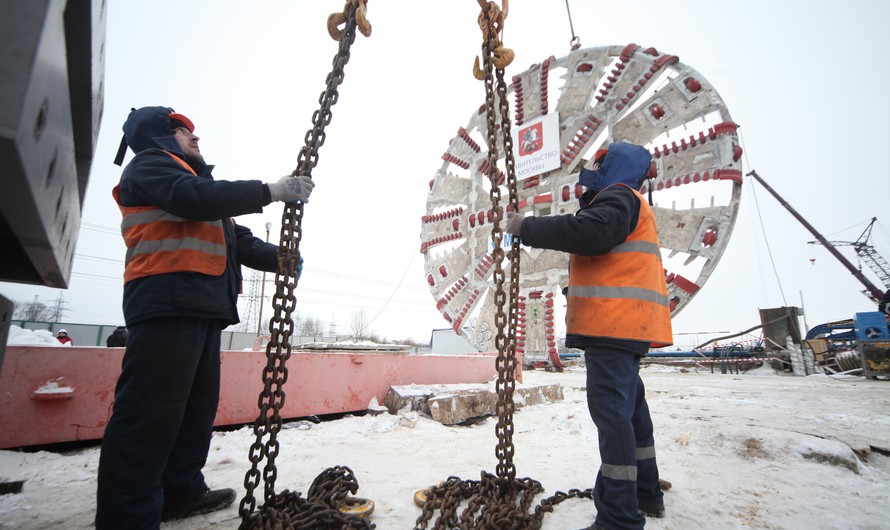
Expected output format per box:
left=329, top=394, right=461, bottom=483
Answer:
left=257, top=222, right=272, bottom=336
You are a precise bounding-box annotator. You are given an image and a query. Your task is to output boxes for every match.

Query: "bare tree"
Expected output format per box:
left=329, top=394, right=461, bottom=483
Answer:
left=292, top=313, right=303, bottom=336
left=13, top=298, right=55, bottom=322
left=350, top=309, right=369, bottom=340
left=300, top=315, right=324, bottom=337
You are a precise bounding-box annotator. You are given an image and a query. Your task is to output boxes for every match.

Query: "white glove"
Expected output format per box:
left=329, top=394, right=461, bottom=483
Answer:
left=505, top=212, right=525, bottom=236
left=268, top=175, right=314, bottom=203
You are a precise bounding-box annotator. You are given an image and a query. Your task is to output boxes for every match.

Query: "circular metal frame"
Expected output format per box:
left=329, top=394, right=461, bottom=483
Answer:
left=421, top=43, right=744, bottom=359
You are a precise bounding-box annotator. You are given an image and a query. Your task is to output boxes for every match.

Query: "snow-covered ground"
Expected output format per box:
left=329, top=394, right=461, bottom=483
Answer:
left=1, top=362, right=888, bottom=530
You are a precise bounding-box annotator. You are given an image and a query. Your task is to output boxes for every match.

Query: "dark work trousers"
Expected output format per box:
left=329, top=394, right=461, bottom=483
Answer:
left=584, top=339, right=662, bottom=530
left=96, top=317, right=223, bottom=530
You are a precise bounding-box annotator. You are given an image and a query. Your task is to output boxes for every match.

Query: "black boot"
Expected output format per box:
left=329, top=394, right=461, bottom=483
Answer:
left=638, top=498, right=665, bottom=518
left=162, top=488, right=236, bottom=521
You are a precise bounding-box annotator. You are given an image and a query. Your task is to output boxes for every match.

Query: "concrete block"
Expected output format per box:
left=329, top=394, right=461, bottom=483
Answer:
left=514, top=384, right=564, bottom=407
left=384, top=383, right=565, bottom=425
left=428, top=390, right=498, bottom=425
left=383, top=383, right=489, bottom=415
left=383, top=385, right=436, bottom=415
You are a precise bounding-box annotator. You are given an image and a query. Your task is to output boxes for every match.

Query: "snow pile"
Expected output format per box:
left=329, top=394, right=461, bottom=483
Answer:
left=295, top=339, right=412, bottom=351
left=32, top=379, right=76, bottom=396
left=5, top=325, right=64, bottom=346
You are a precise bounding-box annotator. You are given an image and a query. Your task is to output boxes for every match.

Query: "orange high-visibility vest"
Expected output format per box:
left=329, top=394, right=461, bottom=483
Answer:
left=566, top=186, right=673, bottom=347
left=113, top=151, right=227, bottom=284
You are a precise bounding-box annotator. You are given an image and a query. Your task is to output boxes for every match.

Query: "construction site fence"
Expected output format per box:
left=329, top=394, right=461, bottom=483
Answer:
left=10, top=320, right=353, bottom=350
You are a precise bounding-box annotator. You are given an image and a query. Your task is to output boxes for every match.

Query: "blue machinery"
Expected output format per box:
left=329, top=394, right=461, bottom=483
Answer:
left=853, top=312, right=890, bottom=379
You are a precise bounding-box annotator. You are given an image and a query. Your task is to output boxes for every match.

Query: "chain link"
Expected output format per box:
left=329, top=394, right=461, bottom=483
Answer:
left=240, top=466, right=374, bottom=530
left=238, top=2, right=371, bottom=528
left=495, top=24, right=522, bottom=489
left=474, top=0, right=520, bottom=488
left=412, top=4, right=601, bottom=528
left=235, top=3, right=592, bottom=527
left=484, top=57, right=515, bottom=486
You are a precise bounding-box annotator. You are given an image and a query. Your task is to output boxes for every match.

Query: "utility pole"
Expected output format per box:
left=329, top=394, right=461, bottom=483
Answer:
left=257, top=222, right=272, bottom=336
left=50, top=292, right=67, bottom=322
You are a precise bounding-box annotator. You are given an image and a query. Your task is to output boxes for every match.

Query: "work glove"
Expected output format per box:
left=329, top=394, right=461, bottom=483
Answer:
left=268, top=174, right=314, bottom=203
left=505, top=212, right=525, bottom=236
left=297, top=256, right=304, bottom=279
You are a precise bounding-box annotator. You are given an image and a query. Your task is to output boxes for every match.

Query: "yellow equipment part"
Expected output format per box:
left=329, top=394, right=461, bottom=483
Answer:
left=338, top=497, right=374, bottom=518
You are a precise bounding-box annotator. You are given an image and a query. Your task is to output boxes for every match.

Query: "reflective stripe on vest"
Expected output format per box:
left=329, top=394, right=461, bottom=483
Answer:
left=113, top=151, right=227, bottom=283
left=566, top=186, right=673, bottom=347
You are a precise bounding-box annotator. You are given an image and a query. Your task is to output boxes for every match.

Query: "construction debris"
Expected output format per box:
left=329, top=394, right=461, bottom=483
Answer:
left=383, top=383, right=564, bottom=425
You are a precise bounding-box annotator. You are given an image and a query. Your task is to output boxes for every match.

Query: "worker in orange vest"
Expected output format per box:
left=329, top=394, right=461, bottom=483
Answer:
left=506, top=142, right=672, bottom=530
left=97, top=106, right=313, bottom=530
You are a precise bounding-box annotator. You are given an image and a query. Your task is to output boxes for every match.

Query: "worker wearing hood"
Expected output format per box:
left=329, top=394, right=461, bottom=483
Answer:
left=505, top=142, right=671, bottom=530
left=97, top=106, right=313, bottom=530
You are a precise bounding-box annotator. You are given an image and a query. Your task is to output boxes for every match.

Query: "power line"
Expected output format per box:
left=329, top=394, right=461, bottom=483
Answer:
left=366, top=245, right=419, bottom=328
left=75, top=253, right=125, bottom=264
left=70, top=271, right=124, bottom=282
left=740, top=130, right=787, bottom=307
left=79, top=222, right=121, bottom=236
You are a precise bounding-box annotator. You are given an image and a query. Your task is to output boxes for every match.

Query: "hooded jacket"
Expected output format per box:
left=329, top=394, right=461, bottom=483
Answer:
left=106, top=326, right=128, bottom=347
left=114, top=106, right=278, bottom=326
left=578, top=142, right=651, bottom=192
left=517, top=142, right=673, bottom=348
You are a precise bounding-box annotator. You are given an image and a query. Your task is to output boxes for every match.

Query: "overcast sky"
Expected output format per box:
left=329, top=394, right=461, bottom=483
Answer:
left=3, top=0, right=890, bottom=345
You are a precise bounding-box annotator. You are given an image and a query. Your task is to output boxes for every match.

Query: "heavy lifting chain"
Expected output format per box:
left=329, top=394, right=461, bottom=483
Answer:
left=415, top=2, right=528, bottom=528
left=414, top=3, right=597, bottom=528
left=477, top=0, right=521, bottom=485
left=238, top=2, right=373, bottom=529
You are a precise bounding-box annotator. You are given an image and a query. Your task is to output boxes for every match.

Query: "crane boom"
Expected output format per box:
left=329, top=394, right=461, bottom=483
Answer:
left=858, top=245, right=890, bottom=289
left=747, top=170, right=885, bottom=301
left=808, top=218, right=890, bottom=290
left=850, top=218, right=890, bottom=289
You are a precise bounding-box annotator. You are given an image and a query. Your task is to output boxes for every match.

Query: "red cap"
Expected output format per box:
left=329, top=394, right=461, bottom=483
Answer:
left=593, top=146, right=608, bottom=163
left=168, top=112, right=194, bottom=132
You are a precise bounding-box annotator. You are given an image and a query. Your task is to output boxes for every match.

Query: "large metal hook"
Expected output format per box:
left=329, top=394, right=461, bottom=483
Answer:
left=473, top=0, right=514, bottom=80
left=328, top=0, right=372, bottom=41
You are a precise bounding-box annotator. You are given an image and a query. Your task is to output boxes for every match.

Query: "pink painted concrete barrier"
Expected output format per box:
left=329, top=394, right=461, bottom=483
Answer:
left=0, top=346, right=498, bottom=449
